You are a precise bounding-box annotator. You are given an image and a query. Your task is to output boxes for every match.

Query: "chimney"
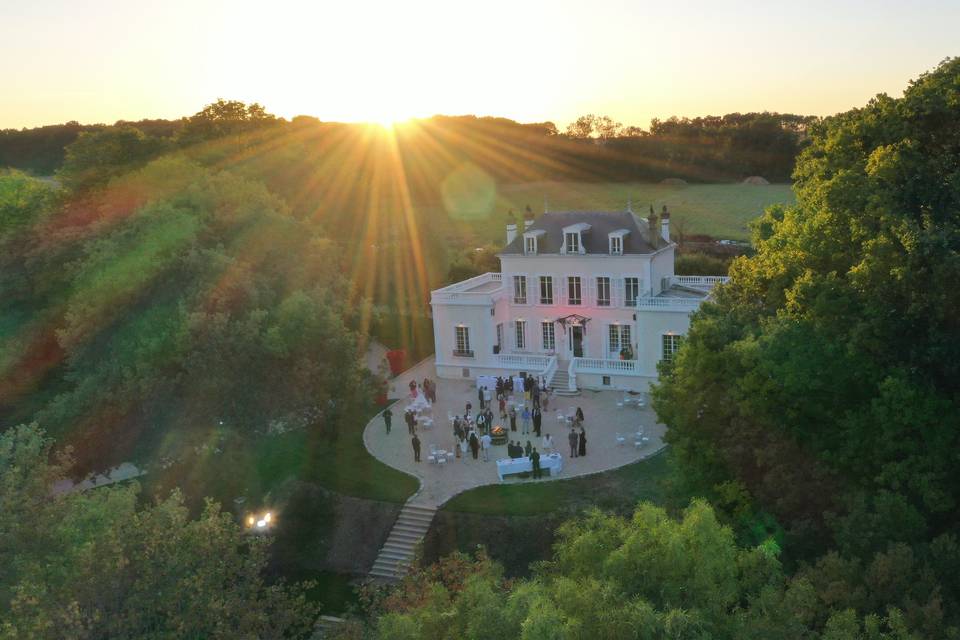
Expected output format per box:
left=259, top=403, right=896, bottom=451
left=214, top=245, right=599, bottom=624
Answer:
left=506, top=222, right=517, bottom=245
left=660, top=205, right=670, bottom=243
left=646, top=212, right=659, bottom=246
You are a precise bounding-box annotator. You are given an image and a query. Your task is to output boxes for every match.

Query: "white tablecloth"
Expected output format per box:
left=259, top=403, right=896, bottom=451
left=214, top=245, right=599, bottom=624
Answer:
left=407, top=392, right=431, bottom=413
left=496, top=453, right=562, bottom=480
left=477, top=375, right=498, bottom=393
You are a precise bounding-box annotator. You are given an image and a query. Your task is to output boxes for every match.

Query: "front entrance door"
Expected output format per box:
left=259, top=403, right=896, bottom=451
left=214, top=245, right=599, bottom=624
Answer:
left=570, top=325, right=584, bottom=358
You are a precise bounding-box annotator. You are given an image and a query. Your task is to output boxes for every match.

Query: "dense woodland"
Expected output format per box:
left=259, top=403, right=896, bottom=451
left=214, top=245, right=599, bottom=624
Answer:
left=2, top=106, right=813, bottom=182
left=1, top=58, right=959, bottom=638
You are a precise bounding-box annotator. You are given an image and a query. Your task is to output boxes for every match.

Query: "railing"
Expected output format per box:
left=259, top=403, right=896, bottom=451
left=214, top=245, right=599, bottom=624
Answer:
left=572, top=357, right=640, bottom=375
left=452, top=349, right=475, bottom=358
left=566, top=358, right=577, bottom=392
left=495, top=353, right=552, bottom=371
left=663, top=275, right=730, bottom=290
left=633, top=297, right=704, bottom=311
left=431, top=272, right=504, bottom=304
left=542, top=356, right=558, bottom=387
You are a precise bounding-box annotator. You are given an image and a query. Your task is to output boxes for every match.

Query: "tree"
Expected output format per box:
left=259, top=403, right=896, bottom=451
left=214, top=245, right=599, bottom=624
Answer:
left=178, top=99, right=279, bottom=145
left=57, top=125, right=165, bottom=191
left=0, top=424, right=318, bottom=639
left=653, top=57, right=960, bottom=558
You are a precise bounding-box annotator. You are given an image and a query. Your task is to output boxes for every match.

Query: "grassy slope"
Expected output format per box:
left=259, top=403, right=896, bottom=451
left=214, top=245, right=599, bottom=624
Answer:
left=445, top=182, right=794, bottom=244
left=443, top=450, right=674, bottom=516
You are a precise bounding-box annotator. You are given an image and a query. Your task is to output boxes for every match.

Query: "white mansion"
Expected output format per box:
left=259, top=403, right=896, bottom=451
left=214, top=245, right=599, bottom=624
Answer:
left=429, top=207, right=727, bottom=392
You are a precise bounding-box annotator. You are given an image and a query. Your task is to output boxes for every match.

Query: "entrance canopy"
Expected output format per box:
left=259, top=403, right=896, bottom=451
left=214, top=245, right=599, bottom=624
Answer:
left=555, top=314, right=591, bottom=329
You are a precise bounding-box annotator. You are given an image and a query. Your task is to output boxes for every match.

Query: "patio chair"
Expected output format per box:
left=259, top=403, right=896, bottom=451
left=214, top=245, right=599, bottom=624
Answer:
left=429, top=444, right=437, bottom=455
left=555, top=411, right=565, bottom=424
left=616, top=433, right=626, bottom=446
left=437, top=455, right=447, bottom=468
left=427, top=453, right=437, bottom=464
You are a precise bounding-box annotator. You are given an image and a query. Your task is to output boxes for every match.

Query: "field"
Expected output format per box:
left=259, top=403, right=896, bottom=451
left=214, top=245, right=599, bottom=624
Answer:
left=448, top=181, right=795, bottom=243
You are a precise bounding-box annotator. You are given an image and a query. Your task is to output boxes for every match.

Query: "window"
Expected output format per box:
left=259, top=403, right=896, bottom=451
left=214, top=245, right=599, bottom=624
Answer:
left=624, top=277, right=640, bottom=307
left=567, top=276, right=582, bottom=305
left=515, top=320, right=527, bottom=349
left=596, top=277, right=610, bottom=306
left=454, top=326, right=472, bottom=357
left=608, top=324, right=633, bottom=359
left=495, top=323, right=504, bottom=353
left=662, top=334, right=684, bottom=363
left=513, top=275, right=527, bottom=304
left=524, top=236, right=537, bottom=254
left=539, top=276, right=553, bottom=304
left=609, top=324, right=632, bottom=357
left=610, top=235, right=622, bottom=255
left=541, top=321, right=555, bottom=351
left=602, top=375, right=611, bottom=386
left=564, top=232, right=580, bottom=254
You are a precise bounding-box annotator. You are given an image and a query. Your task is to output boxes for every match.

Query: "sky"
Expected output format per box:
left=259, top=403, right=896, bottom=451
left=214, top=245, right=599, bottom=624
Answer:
left=3, top=0, right=958, bottom=130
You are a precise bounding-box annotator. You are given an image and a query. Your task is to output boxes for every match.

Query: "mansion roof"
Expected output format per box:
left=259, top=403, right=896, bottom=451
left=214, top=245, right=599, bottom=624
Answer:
left=501, top=211, right=665, bottom=255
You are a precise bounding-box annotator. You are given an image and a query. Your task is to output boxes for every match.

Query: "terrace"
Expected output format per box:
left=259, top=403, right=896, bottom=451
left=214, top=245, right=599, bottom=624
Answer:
left=430, top=272, right=503, bottom=306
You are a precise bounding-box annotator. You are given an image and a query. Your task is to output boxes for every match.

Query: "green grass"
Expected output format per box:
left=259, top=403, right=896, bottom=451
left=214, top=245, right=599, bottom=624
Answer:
left=448, top=181, right=794, bottom=243
left=443, top=450, right=674, bottom=516
left=308, top=572, right=360, bottom=614
left=142, top=401, right=418, bottom=510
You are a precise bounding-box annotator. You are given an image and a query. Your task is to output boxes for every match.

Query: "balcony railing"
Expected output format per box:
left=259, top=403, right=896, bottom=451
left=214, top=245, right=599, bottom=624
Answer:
left=495, top=353, right=552, bottom=371
left=452, top=349, right=475, bottom=358
left=632, top=297, right=704, bottom=311
left=572, top=357, right=641, bottom=375
left=431, top=272, right=504, bottom=305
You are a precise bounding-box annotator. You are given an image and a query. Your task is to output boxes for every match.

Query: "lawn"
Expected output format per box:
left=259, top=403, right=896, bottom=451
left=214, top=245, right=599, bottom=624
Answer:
left=142, top=401, right=418, bottom=512
left=447, top=181, right=795, bottom=243
left=443, top=449, right=675, bottom=516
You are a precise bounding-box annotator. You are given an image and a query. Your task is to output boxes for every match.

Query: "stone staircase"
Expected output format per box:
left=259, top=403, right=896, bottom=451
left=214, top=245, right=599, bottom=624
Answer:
left=313, top=615, right=346, bottom=638
left=549, top=364, right=579, bottom=396
left=369, top=502, right=436, bottom=581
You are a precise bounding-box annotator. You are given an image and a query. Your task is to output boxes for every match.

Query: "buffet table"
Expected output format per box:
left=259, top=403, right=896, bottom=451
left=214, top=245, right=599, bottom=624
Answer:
left=495, top=453, right=563, bottom=481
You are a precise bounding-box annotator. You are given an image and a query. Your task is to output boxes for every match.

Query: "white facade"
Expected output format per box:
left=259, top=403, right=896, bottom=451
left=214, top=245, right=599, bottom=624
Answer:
left=430, top=210, right=727, bottom=392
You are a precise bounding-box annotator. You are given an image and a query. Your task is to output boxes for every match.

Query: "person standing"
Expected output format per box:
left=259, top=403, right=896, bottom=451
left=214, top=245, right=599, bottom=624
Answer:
left=483, top=386, right=492, bottom=411
left=576, top=407, right=585, bottom=424
left=412, top=433, right=421, bottom=462
left=480, top=432, right=492, bottom=461
left=382, top=407, right=392, bottom=434
left=498, top=393, right=507, bottom=420
left=578, top=426, right=587, bottom=457
left=532, top=406, right=542, bottom=437
left=469, top=432, right=480, bottom=459
left=509, top=406, right=517, bottom=432
left=542, top=389, right=550, bottom=412
left=478, top=386, right=485, bottom=410
left=459, top=435, right=469, bottom=461
left=405, top=410, right=416, bottom=435
left=524, top=440, right=532, bottom=458
left=542, top=433, right=553, bottom=453
left=531, top=447, right=542, bottom=479
left=568, top=428, right=578, bottom=458
left=521, top=406, right=531, bottom=435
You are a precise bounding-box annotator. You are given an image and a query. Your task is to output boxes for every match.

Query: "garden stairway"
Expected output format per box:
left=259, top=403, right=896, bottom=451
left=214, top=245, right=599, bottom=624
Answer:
left=368, top=501, right=437, bottom=582
left=549, top=364, right=579, bottom=396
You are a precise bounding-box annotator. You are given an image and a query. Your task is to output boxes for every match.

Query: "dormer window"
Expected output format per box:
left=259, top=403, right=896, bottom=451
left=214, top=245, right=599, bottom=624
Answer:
left=561, top=223, right=591, bottom=255
left=608, top=229, right=629, bottom=255
left=523, top=229, right=545, bottom=255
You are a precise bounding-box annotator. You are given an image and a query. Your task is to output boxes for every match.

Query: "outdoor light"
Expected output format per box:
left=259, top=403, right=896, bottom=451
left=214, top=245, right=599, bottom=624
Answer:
left=247, top=515, right=255, bottom=527
left=245, top=510, right=276, bottom=532
left=264, top=512, right=272, bottom=523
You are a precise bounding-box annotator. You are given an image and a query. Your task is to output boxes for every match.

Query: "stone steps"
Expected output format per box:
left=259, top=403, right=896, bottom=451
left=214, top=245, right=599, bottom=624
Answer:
left=313, top=615, right=346, bottom=638
left=368, top=501, right=437, bottom=582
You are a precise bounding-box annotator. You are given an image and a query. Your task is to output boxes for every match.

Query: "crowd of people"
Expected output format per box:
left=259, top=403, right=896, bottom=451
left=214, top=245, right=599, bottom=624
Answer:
left=381, top=373, right=592, bottom=482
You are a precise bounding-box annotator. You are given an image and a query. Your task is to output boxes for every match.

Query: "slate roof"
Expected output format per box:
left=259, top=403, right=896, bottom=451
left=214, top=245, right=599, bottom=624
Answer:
left=501, top=211, right=665, bottom=255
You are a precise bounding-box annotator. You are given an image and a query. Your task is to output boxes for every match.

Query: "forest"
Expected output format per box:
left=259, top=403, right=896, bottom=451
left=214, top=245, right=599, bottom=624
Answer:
left=1, top=57, right=959, bottom=638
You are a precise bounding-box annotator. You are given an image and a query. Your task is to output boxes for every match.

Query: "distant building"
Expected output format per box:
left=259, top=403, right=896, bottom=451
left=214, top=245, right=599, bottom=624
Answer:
left=430, top=206, right=727, bottom=392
